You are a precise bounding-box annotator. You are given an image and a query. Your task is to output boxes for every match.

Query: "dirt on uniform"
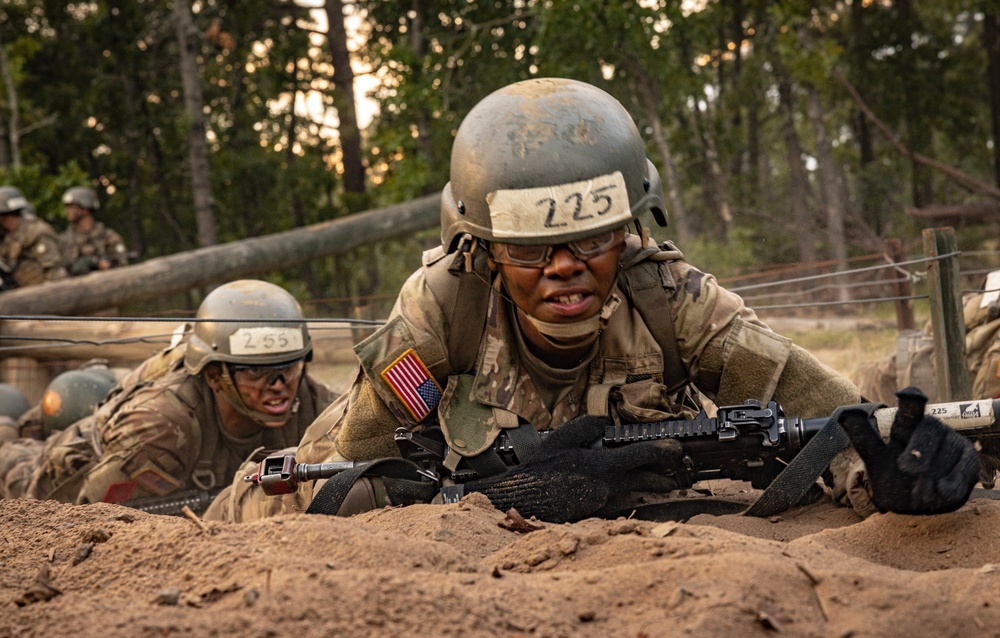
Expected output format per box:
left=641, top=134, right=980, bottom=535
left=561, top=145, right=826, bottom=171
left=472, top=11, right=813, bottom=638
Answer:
left=4, top=484, right=1000, bottom=638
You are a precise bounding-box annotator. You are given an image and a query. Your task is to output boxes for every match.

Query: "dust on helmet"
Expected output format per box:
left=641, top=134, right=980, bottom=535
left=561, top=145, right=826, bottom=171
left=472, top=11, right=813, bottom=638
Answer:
left=0, top=186, right=29, bottom=215
left=440, top=77, right=667, bottom=252
left=184, top=280, right=312, bottom=374
left=61, top=186, right=101, bottom=211
left=41, top=369, right=116, bottom=433
left=184, top=280, right=312, bottom=427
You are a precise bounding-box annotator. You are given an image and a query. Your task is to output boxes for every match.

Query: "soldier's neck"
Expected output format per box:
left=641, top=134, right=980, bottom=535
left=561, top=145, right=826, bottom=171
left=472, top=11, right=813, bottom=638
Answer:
left=216, top=395, right=263, bottom=438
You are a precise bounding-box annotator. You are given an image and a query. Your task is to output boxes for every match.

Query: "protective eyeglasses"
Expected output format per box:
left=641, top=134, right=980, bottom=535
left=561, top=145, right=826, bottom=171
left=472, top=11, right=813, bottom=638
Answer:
left=228, top=359, right=305, bottom=388
left=490, top=228, right=625, bottom=268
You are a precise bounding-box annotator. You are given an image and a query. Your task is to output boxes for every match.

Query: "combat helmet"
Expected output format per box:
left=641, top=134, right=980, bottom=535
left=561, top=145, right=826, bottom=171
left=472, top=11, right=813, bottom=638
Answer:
left=0, top=186, right=29, bottom=215
left=41, top=368, right=116, bottom=434
left=62, top=186, right=101, bottom=211
left=0, top=383, right=30, bottom=422
left=0, top=383, right=28, bottom=445
left=184, top=280, right=312, bottom=374
left=184, top=280, right=312, bottom=427
left=440, top=78, right=667, bottom=252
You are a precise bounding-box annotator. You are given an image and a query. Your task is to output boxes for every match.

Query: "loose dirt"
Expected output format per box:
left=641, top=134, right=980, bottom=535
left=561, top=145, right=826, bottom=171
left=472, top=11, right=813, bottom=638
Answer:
left=4, top=488, right=1000, bottom=637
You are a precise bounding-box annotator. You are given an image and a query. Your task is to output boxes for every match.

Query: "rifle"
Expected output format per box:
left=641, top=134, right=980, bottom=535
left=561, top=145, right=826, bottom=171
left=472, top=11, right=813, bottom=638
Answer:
left=0, top=259, right=16, bottom=292
left=122, top=486, right=226, bottom=516
left=69, top=250, right=141, bottom=276
left=243, top=397, right=1000, bottom=498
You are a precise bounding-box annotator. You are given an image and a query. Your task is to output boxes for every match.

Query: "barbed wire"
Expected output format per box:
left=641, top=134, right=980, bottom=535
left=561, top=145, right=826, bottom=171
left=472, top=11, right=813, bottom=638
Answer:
left=752, top=294, right=930, bottom=311
left=739, top=276, right=915, bottom=304
left=727, top=251, right=957, bottom=294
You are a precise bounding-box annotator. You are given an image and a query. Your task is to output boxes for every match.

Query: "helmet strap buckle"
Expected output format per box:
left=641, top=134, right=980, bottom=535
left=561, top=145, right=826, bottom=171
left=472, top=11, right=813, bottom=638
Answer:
left=463, top=237, right=480, bottom=273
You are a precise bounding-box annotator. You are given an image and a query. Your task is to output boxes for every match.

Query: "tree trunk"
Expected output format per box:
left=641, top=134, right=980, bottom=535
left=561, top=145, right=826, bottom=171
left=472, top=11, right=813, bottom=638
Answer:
left=777, top=77, right=815, bottom=263
left=690, top=102, right=733, bottom=239
left=172, top=0, right=217, bottom=247
left=985, top=11, right=1000, bottom=189
left=895, top=0, right=933, bottom=206
left=0, top=28, right=21, bottom=170
left=0, top=194, right=441, bottom=316
left=408, top=0, right=436, bottom=189
left=805, top=83, right=849, bottom=301
left=324, top=0, right=366, bottom=197
left=629, top=70, right=691, bottom=244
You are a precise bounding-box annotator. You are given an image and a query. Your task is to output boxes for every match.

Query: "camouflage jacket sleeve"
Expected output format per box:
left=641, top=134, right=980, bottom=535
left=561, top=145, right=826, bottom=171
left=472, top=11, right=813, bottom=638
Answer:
left=12, top=222, right=67, bottom=286
left=76, top=375, right=202, bottom=504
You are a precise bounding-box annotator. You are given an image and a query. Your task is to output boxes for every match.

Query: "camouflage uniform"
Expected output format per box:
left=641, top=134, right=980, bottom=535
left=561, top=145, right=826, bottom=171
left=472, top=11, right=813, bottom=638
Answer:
left=0, top=342, right=338, bottom=507
left=0, top=213, right=67, bottom=287
left=215, top=235, right=862, bottom=521
left=855, top=289, right=1000, bottom=405
left=61, top=221, right=129, bottom=275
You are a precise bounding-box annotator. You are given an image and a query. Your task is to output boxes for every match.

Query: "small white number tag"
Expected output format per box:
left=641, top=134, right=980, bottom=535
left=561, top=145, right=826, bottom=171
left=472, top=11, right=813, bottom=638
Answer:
left=486, top=171, right=631, bottom=240
left=229, top=327, right=304, bottom=355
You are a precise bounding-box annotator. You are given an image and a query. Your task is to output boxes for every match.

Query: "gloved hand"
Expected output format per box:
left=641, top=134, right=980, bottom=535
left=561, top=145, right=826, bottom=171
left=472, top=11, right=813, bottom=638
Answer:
left=464, top=415, right=682, bottom=523
left=838, top=386, right=980, bottom=515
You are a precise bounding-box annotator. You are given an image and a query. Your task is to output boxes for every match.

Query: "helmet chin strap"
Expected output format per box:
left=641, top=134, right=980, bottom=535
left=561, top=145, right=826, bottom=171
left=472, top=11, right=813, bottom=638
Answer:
left=219, top=364, right=299, bottom=429
left=520, top=291, right=622, bottom=351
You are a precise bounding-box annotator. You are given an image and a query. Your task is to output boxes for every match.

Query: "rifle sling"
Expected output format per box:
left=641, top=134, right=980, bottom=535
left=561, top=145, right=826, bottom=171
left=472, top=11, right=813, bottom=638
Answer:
left=306, top=458, right=435, bottom=516
left=743, top=402, right=882, bottom=518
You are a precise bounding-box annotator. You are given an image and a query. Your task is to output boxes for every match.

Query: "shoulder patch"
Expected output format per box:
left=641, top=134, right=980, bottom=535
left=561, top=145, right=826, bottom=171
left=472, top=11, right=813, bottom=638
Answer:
left=381, top=348, right=442, bottom=422
left=102, top=481, right=137, bottom=504
left=129, top=465, right=183, bottom=496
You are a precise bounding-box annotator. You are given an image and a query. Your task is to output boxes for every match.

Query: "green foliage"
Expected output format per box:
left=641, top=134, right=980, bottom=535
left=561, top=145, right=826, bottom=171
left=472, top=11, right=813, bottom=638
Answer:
left=0, top=162, right=89, bottom=226
left=0, top=0, right=996, bottom=311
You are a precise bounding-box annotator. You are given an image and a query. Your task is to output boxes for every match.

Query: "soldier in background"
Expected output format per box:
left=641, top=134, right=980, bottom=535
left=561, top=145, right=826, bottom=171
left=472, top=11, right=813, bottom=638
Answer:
left=60, top=186, right=130, bottom=275
left=0, top=186, right=68, bottom=288
left=854, top=270, right=1000, bottom=405
left=0, top=365, right=116, bottom=500
left=0, top=384, right=30, bottom=447
left=0, top=280, right=337, bottom=513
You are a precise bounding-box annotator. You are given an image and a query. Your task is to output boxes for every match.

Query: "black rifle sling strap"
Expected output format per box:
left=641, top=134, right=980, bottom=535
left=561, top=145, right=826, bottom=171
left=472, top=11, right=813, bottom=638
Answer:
left=743, top=402, right=882, bottom=517
left=306, top=458, right=437, bottom=515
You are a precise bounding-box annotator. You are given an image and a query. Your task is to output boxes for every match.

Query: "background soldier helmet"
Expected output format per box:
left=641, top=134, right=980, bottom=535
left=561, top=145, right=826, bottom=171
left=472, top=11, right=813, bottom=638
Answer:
left=61, top=186, right=101, bottom=211
left=0, top=186, right=29, bottom=215
left=41, top=368, right=116, bottom=434
left=0, top=383, right=30, bottom=422
left=184, top=280, right=313, bottom=427
left=184, top=280, right=313, bottom=374
left=440, top=77, right=668, bottom=252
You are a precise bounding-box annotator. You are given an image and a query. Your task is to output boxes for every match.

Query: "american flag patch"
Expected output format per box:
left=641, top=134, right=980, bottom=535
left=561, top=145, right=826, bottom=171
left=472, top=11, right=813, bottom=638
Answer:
left=381, top=349, right=442, bottom=422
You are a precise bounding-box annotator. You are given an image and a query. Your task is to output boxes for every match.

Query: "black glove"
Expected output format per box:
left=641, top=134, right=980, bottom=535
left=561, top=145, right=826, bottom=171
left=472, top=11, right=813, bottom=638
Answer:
left=838, top=386, right=980, bottom=515
left=464, top=416, right=682, bottom=523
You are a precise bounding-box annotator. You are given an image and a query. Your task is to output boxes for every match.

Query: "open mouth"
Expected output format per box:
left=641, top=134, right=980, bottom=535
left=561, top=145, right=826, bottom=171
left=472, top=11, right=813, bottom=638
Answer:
left=261, top=396, right=292, bottom=414
left=544, top=291, right=594, bottom=317
left=553, top=293, right=585, bottom=304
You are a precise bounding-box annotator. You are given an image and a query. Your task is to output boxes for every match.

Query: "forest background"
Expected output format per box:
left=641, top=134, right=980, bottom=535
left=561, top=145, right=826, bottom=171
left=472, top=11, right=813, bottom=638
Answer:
left=1, top=0, right=998, bottom=319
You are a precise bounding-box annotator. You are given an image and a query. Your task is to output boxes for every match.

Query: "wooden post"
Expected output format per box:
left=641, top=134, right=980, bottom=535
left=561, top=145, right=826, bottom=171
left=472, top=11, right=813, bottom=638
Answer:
left=922, top=227, right=972, bottom=401
left=0, top=357, right=50, bottom=405
left=350, top=304, right=376, bottom=345
left=885, top=238, right=915, bottom=331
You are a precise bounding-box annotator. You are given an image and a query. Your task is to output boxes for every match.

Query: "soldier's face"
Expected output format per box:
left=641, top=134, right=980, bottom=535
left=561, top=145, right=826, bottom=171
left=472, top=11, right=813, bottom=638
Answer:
left=0, top=214, right=19, bottom=233
left=231, top=361, right=305, bottom=426
left=64, top=205, right=86, bottom=223
left=492, top=232, right=625, bottom=325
